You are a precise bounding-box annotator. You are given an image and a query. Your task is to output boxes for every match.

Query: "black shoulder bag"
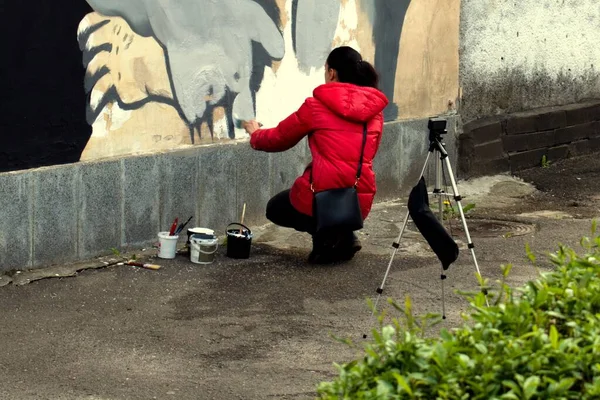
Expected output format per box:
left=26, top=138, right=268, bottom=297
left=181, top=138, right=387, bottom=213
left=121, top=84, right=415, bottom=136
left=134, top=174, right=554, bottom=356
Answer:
left=311, top=123, right=367, bottom=233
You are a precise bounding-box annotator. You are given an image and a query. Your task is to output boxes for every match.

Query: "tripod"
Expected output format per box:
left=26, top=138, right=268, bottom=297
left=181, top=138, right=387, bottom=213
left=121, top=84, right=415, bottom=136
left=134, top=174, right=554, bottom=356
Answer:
left=368, top=118, right=489, bottom=329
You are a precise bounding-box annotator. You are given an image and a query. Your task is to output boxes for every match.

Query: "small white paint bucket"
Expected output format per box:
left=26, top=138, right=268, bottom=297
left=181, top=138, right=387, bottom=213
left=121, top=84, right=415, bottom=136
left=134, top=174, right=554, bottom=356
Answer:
left=187, top=227, right=215, bottom=248
left=158, top=231, right=179, bottom=259
left=190, top=234, right=219, bottom=264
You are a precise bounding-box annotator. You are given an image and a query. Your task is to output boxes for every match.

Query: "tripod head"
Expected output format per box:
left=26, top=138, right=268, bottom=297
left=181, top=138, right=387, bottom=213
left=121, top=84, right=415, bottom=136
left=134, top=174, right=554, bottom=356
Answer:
left=428, top=117, right=447, bottom=143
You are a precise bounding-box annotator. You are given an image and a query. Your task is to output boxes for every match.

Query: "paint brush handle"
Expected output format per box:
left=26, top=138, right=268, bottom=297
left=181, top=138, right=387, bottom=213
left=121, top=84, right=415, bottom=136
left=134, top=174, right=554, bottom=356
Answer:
left=175, top=216, right=193, bottom=235
left=127, top=261, right=161, bottom=270
left=175, top=222, right=184, bottom=234
left=169, top=218, right=178, bottom=236
left=240, top=203, right=247, bottom=234
left=141, top=263, right=161, bottom=270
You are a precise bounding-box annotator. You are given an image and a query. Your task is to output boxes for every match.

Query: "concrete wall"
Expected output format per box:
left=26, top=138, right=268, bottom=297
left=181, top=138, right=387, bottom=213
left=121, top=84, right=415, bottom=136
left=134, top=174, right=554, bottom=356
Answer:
left=0, top=116, right=457, bottom=272
left=459, top=0, right=600, bottom=123
left=458, top=101, right=600, bottom=177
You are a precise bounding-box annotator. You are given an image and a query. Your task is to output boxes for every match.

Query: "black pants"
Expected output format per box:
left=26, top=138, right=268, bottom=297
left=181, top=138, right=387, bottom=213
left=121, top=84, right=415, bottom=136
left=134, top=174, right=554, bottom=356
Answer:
left=266, top=190, right=315, bottom=234
left=266, top=190, right=355, bottom=248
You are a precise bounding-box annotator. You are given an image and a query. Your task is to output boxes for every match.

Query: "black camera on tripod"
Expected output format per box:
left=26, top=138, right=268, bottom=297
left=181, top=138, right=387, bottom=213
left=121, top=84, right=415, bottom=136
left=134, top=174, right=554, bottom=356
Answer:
left=428, top=117, right=447, bottom=143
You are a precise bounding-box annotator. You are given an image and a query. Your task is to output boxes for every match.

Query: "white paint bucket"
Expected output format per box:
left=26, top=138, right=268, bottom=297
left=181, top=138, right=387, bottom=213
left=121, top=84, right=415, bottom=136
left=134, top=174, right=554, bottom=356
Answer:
left=190, top=234, right=219, bottom=265
left=187, top=227, right=215, bottom=248
left=158, top=231, right=179, bottom=259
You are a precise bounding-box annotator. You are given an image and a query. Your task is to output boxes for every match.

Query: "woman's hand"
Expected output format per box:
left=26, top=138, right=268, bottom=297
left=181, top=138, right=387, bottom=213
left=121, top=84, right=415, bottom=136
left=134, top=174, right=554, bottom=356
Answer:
left=243, top=120, right=261, bottom=135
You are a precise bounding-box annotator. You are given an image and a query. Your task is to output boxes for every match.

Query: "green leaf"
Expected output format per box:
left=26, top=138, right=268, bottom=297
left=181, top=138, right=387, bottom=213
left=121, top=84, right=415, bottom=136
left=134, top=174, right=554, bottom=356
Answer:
left=440, top=329, right=453, bottom=341
left=393, top=373, right=413, bottom=396
left=556, top=377, right=576, bottom=392
left=503, top=380, right=522, bottom=396
left=376, top=380, right=394, bottom=397
left=462, top=203, right=476, bottom=213
left=549, top=325, right=558, bottom=350
left=523, top=376, right=540, bottom=400
left=502, top=264, right=513, bottom=278
left=525, top=243, right=536, bottom=264
left=548, top=377, right=576, bottom=394
left=475, top=343, right=488, bottom=354
left=382, top=325, right=395, bottom=341
left=541, top=155, right=550, bottom=168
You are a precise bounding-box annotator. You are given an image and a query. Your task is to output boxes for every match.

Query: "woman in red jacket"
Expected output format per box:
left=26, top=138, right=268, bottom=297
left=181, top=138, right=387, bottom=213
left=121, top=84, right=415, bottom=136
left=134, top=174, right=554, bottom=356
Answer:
left=243, top=46, right=389, bottom=263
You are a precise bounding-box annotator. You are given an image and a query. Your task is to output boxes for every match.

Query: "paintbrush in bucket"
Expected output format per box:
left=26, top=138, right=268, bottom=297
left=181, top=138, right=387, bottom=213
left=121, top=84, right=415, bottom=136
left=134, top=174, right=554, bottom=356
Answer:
left=240, top=203, right=247, bottom=235
left=174, top=216, right=193, bottom=235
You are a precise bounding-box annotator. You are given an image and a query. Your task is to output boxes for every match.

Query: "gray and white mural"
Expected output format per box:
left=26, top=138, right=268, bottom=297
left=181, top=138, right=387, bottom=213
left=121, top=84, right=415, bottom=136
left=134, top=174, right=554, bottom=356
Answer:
left=76, top=0, right=456, bottom=161
left=78, top=0, right=341, bottom=149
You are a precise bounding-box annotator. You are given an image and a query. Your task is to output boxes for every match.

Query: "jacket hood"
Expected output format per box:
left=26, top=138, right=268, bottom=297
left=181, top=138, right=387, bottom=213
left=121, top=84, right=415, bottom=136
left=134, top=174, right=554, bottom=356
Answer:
left=313, top=82, right=389, bottom=122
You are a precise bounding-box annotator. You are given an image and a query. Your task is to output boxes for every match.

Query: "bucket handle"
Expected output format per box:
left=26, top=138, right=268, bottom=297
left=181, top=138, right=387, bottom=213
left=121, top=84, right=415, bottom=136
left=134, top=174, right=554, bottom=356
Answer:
left=191, top=240, right=218, bottom=252
left=227, top=223, right=251, bottom=234
left=199, top=243, right=218, bottom=255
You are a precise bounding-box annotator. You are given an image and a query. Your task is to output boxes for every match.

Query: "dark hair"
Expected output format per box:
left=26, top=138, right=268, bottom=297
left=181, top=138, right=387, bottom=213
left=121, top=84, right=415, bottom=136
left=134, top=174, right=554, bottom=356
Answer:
left=326, top=46, right=379, bottom=89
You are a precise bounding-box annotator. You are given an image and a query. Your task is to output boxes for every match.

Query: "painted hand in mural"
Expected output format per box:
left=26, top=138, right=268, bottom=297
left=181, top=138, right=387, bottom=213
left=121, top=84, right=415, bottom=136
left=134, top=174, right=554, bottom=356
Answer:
left=82, top=0, right=285, bottom=140
left=77, top=12, right=175, bottom=124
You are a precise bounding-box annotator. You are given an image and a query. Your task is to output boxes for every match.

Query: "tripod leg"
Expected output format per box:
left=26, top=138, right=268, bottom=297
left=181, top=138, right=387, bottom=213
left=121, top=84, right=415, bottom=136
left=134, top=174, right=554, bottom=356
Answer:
left=440, top=265, right=447, bottom=319
left=437, top=141, right=489, bottom=306
left=373, top=151, right=431, bottom=299
left=363, top=152, right=432, bottom=339
left=434, top=150, right=444, bottom=224
left=372, top=210, right=410, bottom=311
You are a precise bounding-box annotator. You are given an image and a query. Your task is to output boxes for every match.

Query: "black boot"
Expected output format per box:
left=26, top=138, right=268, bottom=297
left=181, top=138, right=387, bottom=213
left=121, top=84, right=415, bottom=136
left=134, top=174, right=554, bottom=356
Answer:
left=308, top=231, right=340, bottom=264
left=352, top=232, right=362, bottom=253
left=309, top=231, right=361, bottom=264
left=333, top=231, right=361, bottom=261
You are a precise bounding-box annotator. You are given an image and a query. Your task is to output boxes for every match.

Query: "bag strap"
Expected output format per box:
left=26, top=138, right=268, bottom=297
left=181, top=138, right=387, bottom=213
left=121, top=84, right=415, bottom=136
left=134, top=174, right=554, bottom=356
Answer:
left=355, top=122, right=368, bottom=182
left=310, top=123, right=368, bottom=192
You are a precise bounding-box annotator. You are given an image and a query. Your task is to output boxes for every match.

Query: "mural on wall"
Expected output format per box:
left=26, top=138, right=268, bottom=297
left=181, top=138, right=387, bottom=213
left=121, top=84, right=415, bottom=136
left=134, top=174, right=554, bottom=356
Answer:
left=77, top=0, right=460, bottom=160
left=78, top=0, right=343, bottom=159
left=362, top=0, right=411, bottom=120
left=0, top=0, right=461, bottom=172
left=80, top=0, right=284, bottom=141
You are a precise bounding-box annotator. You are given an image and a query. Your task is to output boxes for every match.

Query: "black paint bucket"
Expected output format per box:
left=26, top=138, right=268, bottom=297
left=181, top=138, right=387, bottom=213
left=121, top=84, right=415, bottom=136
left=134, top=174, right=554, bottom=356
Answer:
left=226, top=223, right=252, bottom=259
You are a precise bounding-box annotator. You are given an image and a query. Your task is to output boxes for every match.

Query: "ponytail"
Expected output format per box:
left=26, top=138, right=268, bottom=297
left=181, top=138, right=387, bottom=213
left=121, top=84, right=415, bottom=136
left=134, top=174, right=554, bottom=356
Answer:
left=326, top=46, right=380, bottom=89
left=355, top=60, right=379, bottom=89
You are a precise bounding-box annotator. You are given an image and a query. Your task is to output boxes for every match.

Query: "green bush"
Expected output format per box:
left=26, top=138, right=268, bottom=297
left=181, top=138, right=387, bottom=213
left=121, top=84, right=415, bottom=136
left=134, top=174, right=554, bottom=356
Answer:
left=318, top=222, right=600, bottom=399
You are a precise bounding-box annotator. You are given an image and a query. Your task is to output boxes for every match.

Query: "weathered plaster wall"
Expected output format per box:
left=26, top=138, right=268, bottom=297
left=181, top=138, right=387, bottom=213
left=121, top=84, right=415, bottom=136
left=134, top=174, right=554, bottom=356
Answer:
left=460, top=0, right=600, bottom=123
left=395, top=0, right=460, bottom=119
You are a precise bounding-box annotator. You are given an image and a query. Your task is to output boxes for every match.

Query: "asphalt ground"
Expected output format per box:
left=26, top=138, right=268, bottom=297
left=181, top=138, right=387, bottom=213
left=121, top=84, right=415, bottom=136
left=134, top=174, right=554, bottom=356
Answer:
left=0, top=153, right=598, bottom=399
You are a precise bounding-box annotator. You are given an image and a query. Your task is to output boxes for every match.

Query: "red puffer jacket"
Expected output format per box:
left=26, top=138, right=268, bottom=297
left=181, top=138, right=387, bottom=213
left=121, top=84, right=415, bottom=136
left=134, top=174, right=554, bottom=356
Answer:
left=250, top=82, right=389, bottom=219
